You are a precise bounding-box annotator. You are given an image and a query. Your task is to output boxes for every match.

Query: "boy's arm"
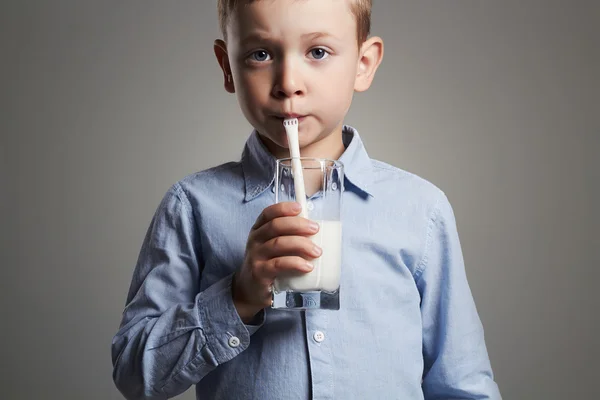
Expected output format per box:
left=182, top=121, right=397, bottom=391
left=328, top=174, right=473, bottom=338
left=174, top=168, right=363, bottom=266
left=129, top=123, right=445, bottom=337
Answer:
left=416, top=192, right=502, bottom=400
left=111, top=183, right=264, bottom=400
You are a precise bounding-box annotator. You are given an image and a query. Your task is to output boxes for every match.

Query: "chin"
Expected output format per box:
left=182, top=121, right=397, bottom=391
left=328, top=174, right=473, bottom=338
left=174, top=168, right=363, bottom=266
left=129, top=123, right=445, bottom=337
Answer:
left=254, top=128, right=288, bottom=153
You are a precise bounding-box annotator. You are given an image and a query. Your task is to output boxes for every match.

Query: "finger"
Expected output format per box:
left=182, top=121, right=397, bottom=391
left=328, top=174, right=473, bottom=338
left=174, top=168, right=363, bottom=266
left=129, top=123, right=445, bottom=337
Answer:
left=253, top=216, right=319, bottom=243
left=259, top=256, right=315, bottom=279
left=251, top=202, right=302, bottom=230
left=262, top=236, right=322, bottom=260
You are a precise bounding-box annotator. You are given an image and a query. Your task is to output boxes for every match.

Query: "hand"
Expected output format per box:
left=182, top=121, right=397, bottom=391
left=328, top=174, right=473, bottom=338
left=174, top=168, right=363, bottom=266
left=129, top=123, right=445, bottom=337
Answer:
left=232, top=202, right=321, bottom=323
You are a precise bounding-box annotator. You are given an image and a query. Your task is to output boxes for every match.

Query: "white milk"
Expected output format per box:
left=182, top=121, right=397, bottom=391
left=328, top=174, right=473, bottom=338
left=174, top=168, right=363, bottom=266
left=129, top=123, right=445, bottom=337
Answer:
left=274, top=220, right=342, bottom=292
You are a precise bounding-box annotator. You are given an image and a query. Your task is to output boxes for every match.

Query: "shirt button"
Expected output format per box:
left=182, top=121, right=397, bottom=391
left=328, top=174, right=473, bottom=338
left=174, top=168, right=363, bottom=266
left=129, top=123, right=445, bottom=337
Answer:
left=313, top=331, right=325, bottom=343
left=307, top=201, right=315, bottom=211
left=271, top=185, right=275, bottom=193
left=228, top=336, right=241, bottom=348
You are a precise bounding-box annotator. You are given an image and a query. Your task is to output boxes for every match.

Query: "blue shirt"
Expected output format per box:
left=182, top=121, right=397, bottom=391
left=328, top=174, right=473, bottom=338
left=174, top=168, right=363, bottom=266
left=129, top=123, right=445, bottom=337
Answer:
left=112, top=126, right=501, bottom=399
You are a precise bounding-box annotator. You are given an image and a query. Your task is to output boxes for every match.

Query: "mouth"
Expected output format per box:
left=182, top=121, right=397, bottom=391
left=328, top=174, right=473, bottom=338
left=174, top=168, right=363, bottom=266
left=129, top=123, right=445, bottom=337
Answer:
left=272, top=113, right=308, bottom=122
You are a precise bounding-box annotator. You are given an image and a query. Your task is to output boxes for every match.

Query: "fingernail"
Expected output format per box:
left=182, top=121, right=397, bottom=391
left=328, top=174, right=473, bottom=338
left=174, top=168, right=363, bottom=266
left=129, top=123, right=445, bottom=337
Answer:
left=305, top=261, right=314, bottom=270
left=312, top=245, right=322, bottom=257
left=291, top=202, right=302, bottom=212
left=308, top=221, right=319, bottom=232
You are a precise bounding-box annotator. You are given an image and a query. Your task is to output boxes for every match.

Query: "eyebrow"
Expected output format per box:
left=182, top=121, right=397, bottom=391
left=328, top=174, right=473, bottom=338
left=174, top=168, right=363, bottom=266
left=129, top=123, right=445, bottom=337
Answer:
left=301, top=32, right=340, bottom=41
left=239, top=31, right=341, bottom=47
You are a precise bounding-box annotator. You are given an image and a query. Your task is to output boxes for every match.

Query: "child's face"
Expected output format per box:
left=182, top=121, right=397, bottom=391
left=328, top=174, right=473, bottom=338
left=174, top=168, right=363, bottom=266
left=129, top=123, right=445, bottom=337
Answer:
left=215, top=0, right=382, bottom=159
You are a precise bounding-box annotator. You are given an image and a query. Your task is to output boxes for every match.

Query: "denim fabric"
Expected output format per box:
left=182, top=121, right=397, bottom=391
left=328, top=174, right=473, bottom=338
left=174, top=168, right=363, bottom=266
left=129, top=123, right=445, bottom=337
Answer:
left=112, top=126, right=501, bottom=399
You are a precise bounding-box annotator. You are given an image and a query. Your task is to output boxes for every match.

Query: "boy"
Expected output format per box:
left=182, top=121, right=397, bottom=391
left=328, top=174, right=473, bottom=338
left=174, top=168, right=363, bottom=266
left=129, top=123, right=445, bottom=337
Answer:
left=112, top=0, right=502, bottom=399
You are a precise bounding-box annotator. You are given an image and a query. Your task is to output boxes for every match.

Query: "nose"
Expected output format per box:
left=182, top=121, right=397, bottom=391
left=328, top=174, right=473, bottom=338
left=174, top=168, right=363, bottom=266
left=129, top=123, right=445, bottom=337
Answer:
left=271, top=58, right=305, bottom=99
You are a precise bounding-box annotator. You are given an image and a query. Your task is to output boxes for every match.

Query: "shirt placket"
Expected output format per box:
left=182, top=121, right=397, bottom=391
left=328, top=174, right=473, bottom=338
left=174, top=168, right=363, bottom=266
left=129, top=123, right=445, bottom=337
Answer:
left=304, top=309, right=334, bottom=400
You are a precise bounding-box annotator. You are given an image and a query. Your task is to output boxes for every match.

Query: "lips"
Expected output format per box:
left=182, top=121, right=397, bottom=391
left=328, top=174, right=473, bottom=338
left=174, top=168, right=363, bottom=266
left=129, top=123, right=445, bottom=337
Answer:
left=271, top=110, right=307, bottom=117
left=272, top=113, right=307, bottom=121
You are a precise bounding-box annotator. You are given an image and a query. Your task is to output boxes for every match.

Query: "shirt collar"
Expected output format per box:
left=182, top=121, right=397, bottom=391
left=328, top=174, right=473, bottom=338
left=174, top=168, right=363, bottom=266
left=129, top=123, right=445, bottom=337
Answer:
left=241, top=125, right=375, bottom=202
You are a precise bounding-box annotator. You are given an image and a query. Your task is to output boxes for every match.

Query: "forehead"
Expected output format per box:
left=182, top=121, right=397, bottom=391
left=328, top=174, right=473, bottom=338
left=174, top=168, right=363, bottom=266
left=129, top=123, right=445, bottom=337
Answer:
left=227, top=0, right=356, bottom=42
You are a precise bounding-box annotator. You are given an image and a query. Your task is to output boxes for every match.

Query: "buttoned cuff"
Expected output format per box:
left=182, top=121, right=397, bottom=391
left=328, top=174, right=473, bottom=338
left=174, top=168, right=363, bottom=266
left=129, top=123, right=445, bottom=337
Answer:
left=197, top=274, right=266, bottom=364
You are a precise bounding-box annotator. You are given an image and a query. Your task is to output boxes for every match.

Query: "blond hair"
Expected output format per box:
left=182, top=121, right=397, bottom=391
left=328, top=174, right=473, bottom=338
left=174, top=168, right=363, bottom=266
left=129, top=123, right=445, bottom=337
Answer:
left=217, top=0, right=372, bottom=44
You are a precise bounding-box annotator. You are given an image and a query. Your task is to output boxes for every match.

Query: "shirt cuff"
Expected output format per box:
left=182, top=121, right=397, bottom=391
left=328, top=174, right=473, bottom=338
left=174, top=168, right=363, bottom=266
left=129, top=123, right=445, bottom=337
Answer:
left=197, top=274, right=266, bottom=364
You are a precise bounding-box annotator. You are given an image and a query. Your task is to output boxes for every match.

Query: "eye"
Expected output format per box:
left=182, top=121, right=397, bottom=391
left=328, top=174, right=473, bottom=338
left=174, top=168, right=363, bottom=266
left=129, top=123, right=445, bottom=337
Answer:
left=309, top=48, right=329, bottom=60
left=249, top=50, right=271, bottom=62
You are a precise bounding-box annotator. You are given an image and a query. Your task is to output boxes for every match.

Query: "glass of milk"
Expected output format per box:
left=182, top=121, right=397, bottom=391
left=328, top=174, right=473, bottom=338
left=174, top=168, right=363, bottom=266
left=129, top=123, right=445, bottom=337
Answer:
left=272, top=158, right=343, bottom=310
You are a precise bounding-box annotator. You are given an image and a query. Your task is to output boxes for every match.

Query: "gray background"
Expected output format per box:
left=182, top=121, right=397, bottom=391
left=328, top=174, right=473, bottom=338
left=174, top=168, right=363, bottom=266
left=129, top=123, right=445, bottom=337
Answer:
left=2, top=1, right=598, bottom=399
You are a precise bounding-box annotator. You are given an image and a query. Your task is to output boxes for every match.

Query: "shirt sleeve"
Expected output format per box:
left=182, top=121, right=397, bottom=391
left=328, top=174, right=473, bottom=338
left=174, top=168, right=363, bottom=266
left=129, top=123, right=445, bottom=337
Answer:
left=416, top=192, right=502, bottom=400
left=111, top=183, right=265, bottom=400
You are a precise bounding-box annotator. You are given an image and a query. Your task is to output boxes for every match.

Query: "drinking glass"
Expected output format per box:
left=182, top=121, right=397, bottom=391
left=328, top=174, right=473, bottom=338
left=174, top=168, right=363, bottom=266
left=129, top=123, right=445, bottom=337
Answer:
left=272, top=157, right=343, bottom=310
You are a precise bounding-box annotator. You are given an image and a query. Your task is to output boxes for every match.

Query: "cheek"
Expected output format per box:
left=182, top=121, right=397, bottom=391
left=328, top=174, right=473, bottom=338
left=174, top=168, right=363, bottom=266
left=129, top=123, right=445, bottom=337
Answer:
left=236, top=80, right=263, bottom=112
left=321, top=60, right=356, bottom=90
left=316, top=67, right=355, bottom=106
left=238, top=73, right=270, bottom=102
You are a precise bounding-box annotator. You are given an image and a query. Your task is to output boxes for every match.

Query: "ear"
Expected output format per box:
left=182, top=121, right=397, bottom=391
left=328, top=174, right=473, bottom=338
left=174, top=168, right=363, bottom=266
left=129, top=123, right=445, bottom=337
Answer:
left=354, top=36, right=384, bottom=92
left=214, top=39, right=235, bottom=93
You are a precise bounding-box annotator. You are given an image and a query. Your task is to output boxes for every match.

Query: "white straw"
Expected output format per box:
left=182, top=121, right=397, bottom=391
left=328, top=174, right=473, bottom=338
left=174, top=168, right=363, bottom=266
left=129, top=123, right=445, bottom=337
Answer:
left=283, top=118, right=308, bottom=219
